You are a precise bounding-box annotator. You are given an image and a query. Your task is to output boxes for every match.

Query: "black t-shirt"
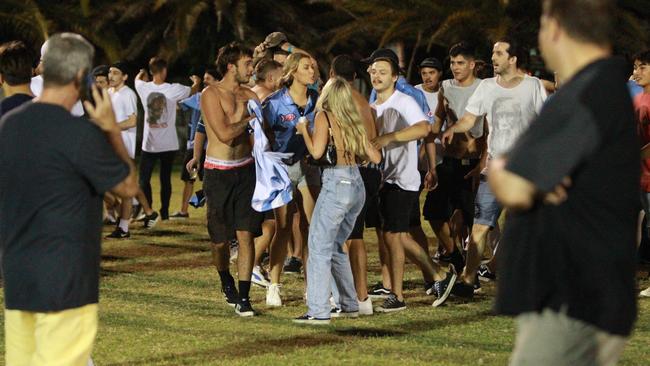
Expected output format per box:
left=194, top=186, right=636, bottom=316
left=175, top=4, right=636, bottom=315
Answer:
left=495, top=57, right=639, bottom=336
left=0, top=102, right=129, bottom=311
left=0, top=93, right=33, bottom=118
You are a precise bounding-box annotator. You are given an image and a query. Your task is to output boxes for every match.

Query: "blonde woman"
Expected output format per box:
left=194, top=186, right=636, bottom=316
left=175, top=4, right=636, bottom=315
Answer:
left=262, top=52, right=321, bottom=306
left=293, top=77, right=381, bottom=324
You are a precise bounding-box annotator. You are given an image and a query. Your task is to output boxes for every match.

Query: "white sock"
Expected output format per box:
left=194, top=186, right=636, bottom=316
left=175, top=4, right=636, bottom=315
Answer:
left=119, top=219, right=130, bottom=232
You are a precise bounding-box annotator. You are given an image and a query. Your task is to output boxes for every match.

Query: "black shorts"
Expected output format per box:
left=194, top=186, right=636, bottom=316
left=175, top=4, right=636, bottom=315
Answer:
left=180, top=149, right=206, bottom=182
left=423, top=157, right=479, bottom=225
left=379, top=183, right=419, bottom=233
left=204, top=163, right=263, bottom=243
left=348, top=167, right=382, bottom=239
left=263, top=209, right=274, bottom=221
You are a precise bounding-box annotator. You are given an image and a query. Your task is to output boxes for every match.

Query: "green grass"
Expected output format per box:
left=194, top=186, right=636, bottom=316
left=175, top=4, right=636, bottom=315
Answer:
left=1, top=166, right=649, bottom=365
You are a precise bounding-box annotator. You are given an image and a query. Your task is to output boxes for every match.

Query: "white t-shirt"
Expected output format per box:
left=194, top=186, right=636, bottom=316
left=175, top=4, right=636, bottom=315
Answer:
left=109, top=85, right=138, bottom=159
left=135, top=79, right=190, bottom=153
left=416, top=84, right=441, bottom=166
left=30, top=75, right=85, bottom=116
left=415, top=84, right=438, bottom=117
left=373, top=90, right=428, bottom=191
left=465, top=76, right=547, bottom=160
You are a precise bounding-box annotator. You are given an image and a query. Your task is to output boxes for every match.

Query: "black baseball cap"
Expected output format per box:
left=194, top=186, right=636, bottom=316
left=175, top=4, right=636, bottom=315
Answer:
left=110, top=61, right=130, bottom=75
left=361, top=48, right=399, bottom=66
left=419, top=57, right=442, bottom=71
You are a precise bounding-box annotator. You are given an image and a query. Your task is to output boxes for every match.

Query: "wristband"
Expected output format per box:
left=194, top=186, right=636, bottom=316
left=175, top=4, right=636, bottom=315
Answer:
left=287, top=44, right=294, bottom=53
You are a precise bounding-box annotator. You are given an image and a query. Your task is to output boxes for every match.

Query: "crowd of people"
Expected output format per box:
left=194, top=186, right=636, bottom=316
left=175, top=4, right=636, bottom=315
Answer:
left=0, top=0, right=648, bottom=365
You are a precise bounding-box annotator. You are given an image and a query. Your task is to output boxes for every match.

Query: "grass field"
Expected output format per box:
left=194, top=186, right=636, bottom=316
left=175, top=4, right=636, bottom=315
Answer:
left=1, top=166, right=649, bottom=365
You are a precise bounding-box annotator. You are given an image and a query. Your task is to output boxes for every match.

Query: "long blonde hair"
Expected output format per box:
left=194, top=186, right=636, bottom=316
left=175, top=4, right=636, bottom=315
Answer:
left=316, top=77, right=369, bottom=161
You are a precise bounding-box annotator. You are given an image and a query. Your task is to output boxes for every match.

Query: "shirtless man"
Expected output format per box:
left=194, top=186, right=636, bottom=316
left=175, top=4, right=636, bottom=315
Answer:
left=423, top=42, right=487, bottom=274
left=199, top=42, right=263, bottom=317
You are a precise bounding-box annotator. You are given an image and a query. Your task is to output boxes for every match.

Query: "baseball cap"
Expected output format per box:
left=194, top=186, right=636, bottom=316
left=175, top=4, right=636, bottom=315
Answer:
left=419, top=57, right=442, bottom=71
left=110, top=61, right=130, bottom=75
left=264, top=32, right=288, bottom=48
left=361, top=48, right=399, bottom=66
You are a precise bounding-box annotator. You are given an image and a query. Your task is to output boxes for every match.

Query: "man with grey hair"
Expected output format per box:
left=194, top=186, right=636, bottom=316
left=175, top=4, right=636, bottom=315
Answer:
left=0, top=33, right=138, bottom=366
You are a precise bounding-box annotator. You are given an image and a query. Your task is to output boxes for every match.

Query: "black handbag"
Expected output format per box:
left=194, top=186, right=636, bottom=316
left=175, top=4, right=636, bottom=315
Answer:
left=306, top=112, right=337, bottom=166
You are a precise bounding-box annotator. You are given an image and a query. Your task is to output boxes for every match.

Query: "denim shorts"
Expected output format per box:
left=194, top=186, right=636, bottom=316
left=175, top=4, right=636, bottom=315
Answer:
left=286, top=160, right=321, bottom=189
left=473, top=176, right=502, bottom=228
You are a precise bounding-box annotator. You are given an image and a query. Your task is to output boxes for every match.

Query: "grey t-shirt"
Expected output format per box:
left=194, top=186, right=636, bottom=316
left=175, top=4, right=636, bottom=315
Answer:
left=441, top=78, right=484, bottom=138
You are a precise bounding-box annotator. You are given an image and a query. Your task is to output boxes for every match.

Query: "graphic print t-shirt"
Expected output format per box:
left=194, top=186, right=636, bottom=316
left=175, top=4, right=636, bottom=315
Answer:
left=465, top=76, right=547, bottom=160
left=135, top=80, right=190, bottom=152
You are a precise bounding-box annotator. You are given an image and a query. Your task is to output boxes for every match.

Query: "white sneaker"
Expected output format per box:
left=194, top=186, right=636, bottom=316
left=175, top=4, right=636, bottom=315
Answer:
left=252, top=266, right=270, bottom=288
left=358, top=297, right=373, bottom=316
left=640, top=286, right=650, bottom=298
left=266, top=283, right=282, bottom=307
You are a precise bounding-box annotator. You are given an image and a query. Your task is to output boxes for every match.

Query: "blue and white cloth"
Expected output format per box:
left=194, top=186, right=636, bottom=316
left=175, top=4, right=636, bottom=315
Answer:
left=248, top=100, right=294, bottom=212
left=180, top=93, right=206, bottom=149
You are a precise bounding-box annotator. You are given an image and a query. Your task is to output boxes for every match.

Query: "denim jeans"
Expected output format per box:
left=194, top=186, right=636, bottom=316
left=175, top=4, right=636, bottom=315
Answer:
left=306, top=166, right=365, bottom=319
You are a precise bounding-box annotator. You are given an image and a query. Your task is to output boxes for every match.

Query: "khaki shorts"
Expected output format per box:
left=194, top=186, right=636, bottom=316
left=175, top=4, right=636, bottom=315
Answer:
left=510, top=307, right=627, bottom=366
left=5, top=303, right=98, bottom=366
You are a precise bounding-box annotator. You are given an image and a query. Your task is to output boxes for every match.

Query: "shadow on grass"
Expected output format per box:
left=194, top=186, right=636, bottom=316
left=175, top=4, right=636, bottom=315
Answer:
left=104, top=334, right=344, bottom=366
left=103, top=311, right=492, bottom=365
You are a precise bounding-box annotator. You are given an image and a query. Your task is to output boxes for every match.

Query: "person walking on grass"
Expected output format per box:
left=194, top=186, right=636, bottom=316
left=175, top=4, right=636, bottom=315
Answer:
left=200, top=42, right=264, bottom=317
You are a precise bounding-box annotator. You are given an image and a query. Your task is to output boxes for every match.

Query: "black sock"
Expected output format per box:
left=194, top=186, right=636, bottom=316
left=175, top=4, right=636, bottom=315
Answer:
left=239, top=280, right=251, bottom=301
left=218, top=270, right=235, bottom=288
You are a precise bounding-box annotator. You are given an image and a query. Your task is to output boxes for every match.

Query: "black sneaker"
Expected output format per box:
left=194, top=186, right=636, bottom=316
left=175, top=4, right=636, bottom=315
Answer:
left=424, top=281, right=436, bottom=296
left=283, top=256, right=302, bottom=274
left=478, top=264, right=497, bottom=282
left=293, top=314, right=330, bottom=325
left=222, top=285, right=239, bottom=307
left=330, top=308, right=359, bottom=318
left=235, top=299, right=255, bottom=317
left=368, top=283, right=391, bottom=299
left=432, top=271, right=458, bottom=307
left=374, top=293, right=406, bottom=313
left=451, top=281, right=475, bottom=299
left=169, top=211, right=189, bottom=220
left=439, top=250, right=465, bottom=274
left=473, top=274, right=482, bottom=294
left=143, top=211, right=160, bottom=229
left=106, top=227, right=130, bottom=239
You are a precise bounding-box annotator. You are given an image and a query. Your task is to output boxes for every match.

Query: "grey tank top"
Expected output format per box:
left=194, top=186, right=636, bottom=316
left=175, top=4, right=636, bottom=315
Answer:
left=441, top=78, right=484, bottom=138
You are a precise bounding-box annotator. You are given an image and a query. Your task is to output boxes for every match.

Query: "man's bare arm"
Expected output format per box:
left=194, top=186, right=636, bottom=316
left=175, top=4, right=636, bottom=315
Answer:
left=201, top=88, right=251, bottom=144
left=117, top=114, right=137, bottom=130
left=441, top=111, right=479, bottom=145
left=371, top=121, right=430, bottom=149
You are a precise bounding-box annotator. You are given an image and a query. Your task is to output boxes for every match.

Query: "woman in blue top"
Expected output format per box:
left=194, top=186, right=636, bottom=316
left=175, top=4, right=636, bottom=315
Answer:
left=262, top=52, right=321, bottom=306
